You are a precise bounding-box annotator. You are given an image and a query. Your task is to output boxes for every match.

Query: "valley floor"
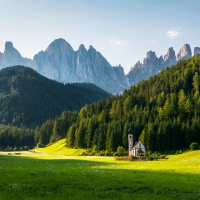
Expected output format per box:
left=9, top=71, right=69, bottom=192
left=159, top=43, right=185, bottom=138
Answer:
left=0, top=150, right=200, bottom=200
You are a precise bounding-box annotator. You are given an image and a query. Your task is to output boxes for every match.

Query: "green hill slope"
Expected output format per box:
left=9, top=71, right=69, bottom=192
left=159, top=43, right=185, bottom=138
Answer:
left=35, top=138, right=85, bottom=155
left=0, top=66, right=110, bottom=128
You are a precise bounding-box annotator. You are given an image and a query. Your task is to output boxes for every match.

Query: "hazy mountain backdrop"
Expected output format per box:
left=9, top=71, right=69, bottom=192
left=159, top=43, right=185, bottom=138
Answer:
left=0, top=39, right=199, bottom=94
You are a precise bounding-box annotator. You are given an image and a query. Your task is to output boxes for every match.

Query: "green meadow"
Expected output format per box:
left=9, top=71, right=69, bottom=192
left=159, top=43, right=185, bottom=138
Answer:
left=0, top=142, right=200, bottom=200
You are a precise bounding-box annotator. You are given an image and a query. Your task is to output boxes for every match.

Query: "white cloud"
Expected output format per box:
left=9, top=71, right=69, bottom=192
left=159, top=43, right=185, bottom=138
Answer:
left=166, top=28, right=182, bottom=39
left=109, top=39, right=126, bottom=46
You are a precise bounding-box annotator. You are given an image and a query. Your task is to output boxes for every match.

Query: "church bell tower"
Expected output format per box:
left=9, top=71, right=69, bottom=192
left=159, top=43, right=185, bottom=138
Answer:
left=128, top=127, right=133, bottom=156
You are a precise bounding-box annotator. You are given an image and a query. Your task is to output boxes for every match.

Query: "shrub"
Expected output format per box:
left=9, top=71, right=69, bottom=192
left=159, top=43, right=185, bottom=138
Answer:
left=149, top=157, right=154, bottom=161
left=129, top=155, right=135, bottom=161
left=176, top=150, right=180, bottom=154
left=113, top=152, right=119, bottom=157
left=5, top=146, right=12, bottom=151
left=117, top=146, right=125, bottom=156
left=96, top=150, right=105, bottom=156
left=190, top=142, right=199, bottom=150
left=81, top=152, right=87, bottom=156
left=13, top=146, right=18, bottom=151
left=104, top=150, right=113, bottom=156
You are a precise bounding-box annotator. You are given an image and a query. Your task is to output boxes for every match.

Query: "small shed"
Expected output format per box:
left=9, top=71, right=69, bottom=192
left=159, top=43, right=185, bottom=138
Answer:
left=131, top=141, right=146, bottom=157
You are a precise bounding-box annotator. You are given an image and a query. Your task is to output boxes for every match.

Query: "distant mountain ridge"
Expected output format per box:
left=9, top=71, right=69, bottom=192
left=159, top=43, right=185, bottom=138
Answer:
left=0, top=39, right=199, bottom=94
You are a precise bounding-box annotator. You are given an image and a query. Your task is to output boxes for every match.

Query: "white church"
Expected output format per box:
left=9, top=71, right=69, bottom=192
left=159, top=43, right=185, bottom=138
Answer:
left=128, top=127, right=146, bottom=157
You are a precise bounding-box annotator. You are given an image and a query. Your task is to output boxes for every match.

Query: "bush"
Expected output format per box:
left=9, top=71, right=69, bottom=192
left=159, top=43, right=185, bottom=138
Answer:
left=5, top=146, right=12, bottom=151
left=13, top=146, right=18, bottom=151
left=129, top=155, right=135, bottom=161
left=104, top=150, right=113, bottom=156
left=81, top=152, right=86, bottom=156
left=117, top=146, right=125, bottom=156
left=190, top=142, right=199, bottom=150
left=176, top=150, right=180, bottom=155
left=149, top=157, right=154, bottom=161
left=96, top=150, right=105, bottom=156
left=113, top=152, right=119, bottom=157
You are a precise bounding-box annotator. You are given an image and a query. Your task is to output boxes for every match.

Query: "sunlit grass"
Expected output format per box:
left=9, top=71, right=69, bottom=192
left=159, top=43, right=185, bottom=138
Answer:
left=34, top=139, right=86, bottom=156
left=0, top=150, right=200, bottom=199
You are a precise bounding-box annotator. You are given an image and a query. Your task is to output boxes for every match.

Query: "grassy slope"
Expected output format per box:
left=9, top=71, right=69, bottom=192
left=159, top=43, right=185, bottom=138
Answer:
left=34, top=139, right=86, bottom=156
left=0, top=150, right=200, bottom=199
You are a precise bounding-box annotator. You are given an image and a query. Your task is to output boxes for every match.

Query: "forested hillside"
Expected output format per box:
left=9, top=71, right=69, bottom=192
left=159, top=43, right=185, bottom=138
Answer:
left=65, top=55, right=200, bottom=153
left=1, top=56, right=200, bottom=152
left=0, top=66, right=110, bottom=128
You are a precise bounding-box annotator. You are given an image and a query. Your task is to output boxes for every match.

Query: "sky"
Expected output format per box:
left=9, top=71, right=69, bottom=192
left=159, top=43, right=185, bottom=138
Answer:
left=0, top=0, right=200, bottom=74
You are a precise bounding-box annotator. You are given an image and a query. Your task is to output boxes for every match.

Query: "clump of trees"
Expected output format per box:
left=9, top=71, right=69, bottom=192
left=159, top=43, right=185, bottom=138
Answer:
left=0, top=111, right=77, bottom=150
left=0, top=127, right=35, bottom=150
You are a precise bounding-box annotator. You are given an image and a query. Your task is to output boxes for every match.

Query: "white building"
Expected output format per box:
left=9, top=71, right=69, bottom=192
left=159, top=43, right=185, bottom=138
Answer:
left=131, top=141, right=146, bottom=157
left=128, top=127, right=146, bottom=157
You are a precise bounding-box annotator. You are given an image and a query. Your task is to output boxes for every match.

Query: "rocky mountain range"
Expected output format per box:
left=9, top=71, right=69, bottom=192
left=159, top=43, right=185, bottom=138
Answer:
left=0, top=38, right=199, bottom=94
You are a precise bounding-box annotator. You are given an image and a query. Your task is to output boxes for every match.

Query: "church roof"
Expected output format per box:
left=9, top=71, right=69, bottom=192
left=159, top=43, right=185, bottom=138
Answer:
left=132, top=141, right=146, bottom=149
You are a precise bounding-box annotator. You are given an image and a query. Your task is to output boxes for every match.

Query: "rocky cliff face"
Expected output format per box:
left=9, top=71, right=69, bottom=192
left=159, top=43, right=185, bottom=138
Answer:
left=33, top=38, right=74, bottom=81
left=194, top=47, right=200, bottom=56
left=0, top=39, right=198, bottom=94
left=128, top=51, right=163, bottom=84
left=127, top=44, right=194, bottom=85
left=0, top=42, right=31, bottom=70
left=0, top=52, right=3, bottom=66
left=176, top=44, right=192, bottom=62
left=32, top=39, right=128, bottom=94
left=112, top=65, right=129, bottom=90
left=163, top=47, right=176, bottom=68
left=127, top=61, right=143, bottom=84
left=1, top=42, right=24, bottom=69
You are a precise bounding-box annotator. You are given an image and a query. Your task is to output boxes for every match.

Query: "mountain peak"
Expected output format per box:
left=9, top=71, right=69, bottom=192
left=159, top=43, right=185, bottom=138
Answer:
left=89, top=45, right=96, bottom=51
left=47, top=38, right=72, bottom=49
left=163, top=47, right=176, bottom=68
left=194, top=47, right=200, bottom=56
left=0, top=41, right=24, bottom=69
left=78, top=44, right=87, bottom=51
left=5, top=41, right=14, bottom=50
left=176, top=44, right=192, bottom=62
left=53, top=38, right=67, bottom=44
left=146, top=51, right=156, bottom=59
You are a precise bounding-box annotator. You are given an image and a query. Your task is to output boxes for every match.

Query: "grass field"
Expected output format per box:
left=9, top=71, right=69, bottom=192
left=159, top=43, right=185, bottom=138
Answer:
left=34, top=139, right=86, bottom=156
left=0, top=146, right=200, bottom=199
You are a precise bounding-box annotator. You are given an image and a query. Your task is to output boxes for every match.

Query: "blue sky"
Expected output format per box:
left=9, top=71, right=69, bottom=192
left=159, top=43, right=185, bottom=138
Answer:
left=0, top=0, right=199, bottom=73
